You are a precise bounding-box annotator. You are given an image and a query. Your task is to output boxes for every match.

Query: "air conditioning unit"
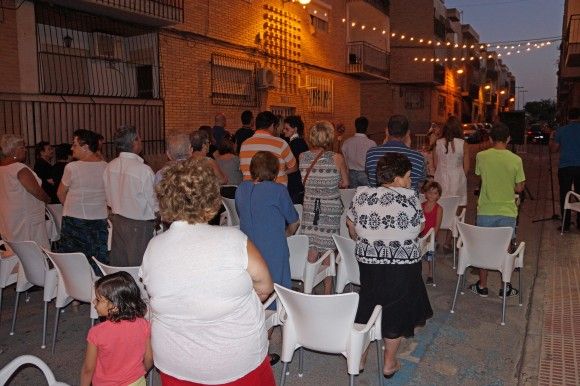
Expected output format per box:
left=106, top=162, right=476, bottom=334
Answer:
left=91, top=32, right=124, bottom=61
left=257, top=68, right=277, bottom=89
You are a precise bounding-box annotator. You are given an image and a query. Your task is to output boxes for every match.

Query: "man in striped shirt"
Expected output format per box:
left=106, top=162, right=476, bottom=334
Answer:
left=239, top=111, right=297, bottom=185
left=365, top=115, right=426, bottom=191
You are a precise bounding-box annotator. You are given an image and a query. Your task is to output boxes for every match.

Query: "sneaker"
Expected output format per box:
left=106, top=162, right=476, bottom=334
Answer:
left=425, top=277, right=433, bottom=285
left=499, top=283, right=519, bottom=298
left=469, top=282, right=488, bottom=297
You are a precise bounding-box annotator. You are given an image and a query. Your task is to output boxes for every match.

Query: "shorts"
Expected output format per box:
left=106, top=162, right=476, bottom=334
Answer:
left=476, top=215, right=517, bottom=238
left=422, top=251, right=434, bottom=262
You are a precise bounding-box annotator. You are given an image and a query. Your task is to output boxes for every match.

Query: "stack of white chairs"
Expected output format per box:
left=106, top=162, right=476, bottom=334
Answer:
left=0, top=240, right=19, bottom=324
left=332, top=235, right=360, bottom=294
left=450, top=222, right=525, bottom=325
left=274, top=284, right=383, bottom=386
left=6, top=241, right=58, bottom=349
left=287, top=235, right=335, bottom=294
left=0, top=355, right=70, bottom=385
left=44, top=250, right=99, bottom=353
left=438, top=196, right=465, bottom=269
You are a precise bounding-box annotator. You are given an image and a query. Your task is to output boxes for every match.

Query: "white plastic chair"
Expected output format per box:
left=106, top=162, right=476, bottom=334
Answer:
left=107, top=219, right=113, bottom=252
left=293, top=204, right=303, bottom=234
left=418, top=228, right=436, bottom=286
left=91, top=257, right=147, bottom=301
left=0, top=355, right=70, bottom=385
left=5, top=241, right=58, bottom=349
left=438, top=196, right=462, bottom=268
left=274, top=284, right=382, bottom=386
left=561, top=190, right=580, bottom=235
left=340, top=188, right=356, bottom=209
left=44, top=250, right=98, bottom=353
left=221, top=197, right=240, bottom=227
left=0, top=240, right=19, bottom=325
left=287, top=235, right=336, bottom=294
left=263, top=292, right=281, bottom=331
left=450, top=222, right=525, bottom=326
left=332, top=235, right=360, bottom=293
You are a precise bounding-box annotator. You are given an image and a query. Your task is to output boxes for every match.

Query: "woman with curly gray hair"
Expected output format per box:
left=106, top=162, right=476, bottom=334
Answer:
left=140, top=158, right=275, bottom=385
left=0, top=134, right=50, bottom=248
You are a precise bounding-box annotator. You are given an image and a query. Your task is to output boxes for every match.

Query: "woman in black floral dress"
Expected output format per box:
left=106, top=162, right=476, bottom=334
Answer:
left=346, top=152, right=433, bottom=378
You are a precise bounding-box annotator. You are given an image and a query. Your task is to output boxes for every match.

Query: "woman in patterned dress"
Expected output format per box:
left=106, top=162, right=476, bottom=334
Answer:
left=347, top=152, right=432, bottom=379
left=299, top=121, right=349, bottom=294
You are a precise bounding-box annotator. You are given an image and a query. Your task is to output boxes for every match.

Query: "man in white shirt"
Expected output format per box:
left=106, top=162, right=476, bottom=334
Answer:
left=103, top=126, right=158, bottom=266
left=341, top=116, right=377, bottom=188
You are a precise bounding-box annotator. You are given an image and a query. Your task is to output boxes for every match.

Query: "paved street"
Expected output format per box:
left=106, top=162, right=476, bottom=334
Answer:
left=1, top=143, right=579, bottom=385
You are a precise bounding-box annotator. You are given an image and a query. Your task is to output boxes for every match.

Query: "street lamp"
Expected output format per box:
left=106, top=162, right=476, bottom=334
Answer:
left=484, top=84, right=491, bottom=90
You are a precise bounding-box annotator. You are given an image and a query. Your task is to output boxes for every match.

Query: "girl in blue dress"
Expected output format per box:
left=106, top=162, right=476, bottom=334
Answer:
left=236, top=151, right=300, bottom=290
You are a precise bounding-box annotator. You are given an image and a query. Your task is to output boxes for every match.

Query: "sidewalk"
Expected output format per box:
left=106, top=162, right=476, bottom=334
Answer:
left=1, top=144, right=578, bottom=385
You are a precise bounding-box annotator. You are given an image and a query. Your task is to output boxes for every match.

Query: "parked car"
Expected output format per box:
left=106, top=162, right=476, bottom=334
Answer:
left=527, top=123, right=550, bottom=144
left=462, top=123, right=489, bottom=144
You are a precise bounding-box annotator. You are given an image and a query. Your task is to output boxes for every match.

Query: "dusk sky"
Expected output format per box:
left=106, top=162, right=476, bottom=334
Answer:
left=446, top=0, right=563, bottom=105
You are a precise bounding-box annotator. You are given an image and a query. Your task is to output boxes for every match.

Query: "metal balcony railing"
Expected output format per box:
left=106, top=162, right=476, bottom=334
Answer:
left=346, top=41, right=390, bottom=80
left=0, top=99, right=165, bottom=161
left=36, top=4, right=161, bottom=98
left=563, top=14, right=580, bottom=68
left=90, top=0, right=184, bottom=23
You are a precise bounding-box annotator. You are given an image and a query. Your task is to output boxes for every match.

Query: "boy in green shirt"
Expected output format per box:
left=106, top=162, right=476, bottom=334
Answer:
left=470, top=123, right=526, bottom=297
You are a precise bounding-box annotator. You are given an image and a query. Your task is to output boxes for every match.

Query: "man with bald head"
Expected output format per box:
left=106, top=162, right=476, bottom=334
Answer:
left=154, top=134, right=192, bottom=185
left=213, top=113, right=227, bottom=148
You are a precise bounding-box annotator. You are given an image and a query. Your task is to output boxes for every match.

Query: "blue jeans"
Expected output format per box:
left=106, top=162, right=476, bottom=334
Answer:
left=349, top=170, right=368, bottom=188
left=476, top=215, right=516, bottom=238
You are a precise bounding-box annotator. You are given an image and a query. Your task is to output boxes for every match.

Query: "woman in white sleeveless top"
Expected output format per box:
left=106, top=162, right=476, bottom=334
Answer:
left=0, top=134, right=50, bottom=248
left=433, top=116, right=470, bottom=206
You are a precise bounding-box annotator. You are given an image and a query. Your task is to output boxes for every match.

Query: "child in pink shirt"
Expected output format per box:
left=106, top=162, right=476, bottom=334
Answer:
left=81, top=272, right=152, bottom=386
left=420, top=181, right=443, bottom=285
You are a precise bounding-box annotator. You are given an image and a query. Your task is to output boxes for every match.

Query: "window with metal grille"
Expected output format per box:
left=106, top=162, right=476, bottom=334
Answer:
left=306, top=75, right=333, bottom=113
left=211, top=54, right=257, bottom=107
left=310, top=15, right=329, bottom=32
left=404, top=88, right=424, bottom=110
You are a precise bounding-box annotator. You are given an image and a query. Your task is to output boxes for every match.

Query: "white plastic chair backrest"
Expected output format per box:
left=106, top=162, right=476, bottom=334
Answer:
left=456, top=222, right=512, bottom=271
left=439, top=196, right=460, bottom=231
left=0, top=355, right=70, bottom=386
left=45, top=251, right=95, bottom=303
left=91, top=257, right=146, bottom=298
left=332, top=235, right=360, bottom=287
left=294, top=204, right=303, bottom=223
left=274, top=284, right=358, bottom=353
left=564, top=191, right=580, bottom=211
left=45, top=208, right=60, bottom=242
left=222, top=197, right=240, bottom=226
left=107, top=219, right=113, bottom=251
left=0, top=240, right=18, bottom=288
left=46, top=204, right=63, bottom=232
left=6, top=241, right=50, bottom=287
left=340, top=188, right=356, bottom=209
left=287, top=235, right=308, bottom=281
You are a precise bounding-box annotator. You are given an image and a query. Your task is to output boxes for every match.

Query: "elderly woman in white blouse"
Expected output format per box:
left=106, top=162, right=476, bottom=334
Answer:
left=0, top=134, right=50, bottom=248
left=57, top=129, right=108, bottom=271
left=140, top=158, right=275, bottom=386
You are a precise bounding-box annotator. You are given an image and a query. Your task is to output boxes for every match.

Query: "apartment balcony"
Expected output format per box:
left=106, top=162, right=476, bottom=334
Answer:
left=347, top=41, right=390, bottom=80
left=562, top=14, right=580, bottom=75
left=43, top=0, right=184, bottom=26
left=347, top=0, right=390, bottom=15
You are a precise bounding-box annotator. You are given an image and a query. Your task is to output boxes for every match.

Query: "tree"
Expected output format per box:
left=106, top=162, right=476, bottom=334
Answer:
left=524, top=99, right=556, bottom=123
